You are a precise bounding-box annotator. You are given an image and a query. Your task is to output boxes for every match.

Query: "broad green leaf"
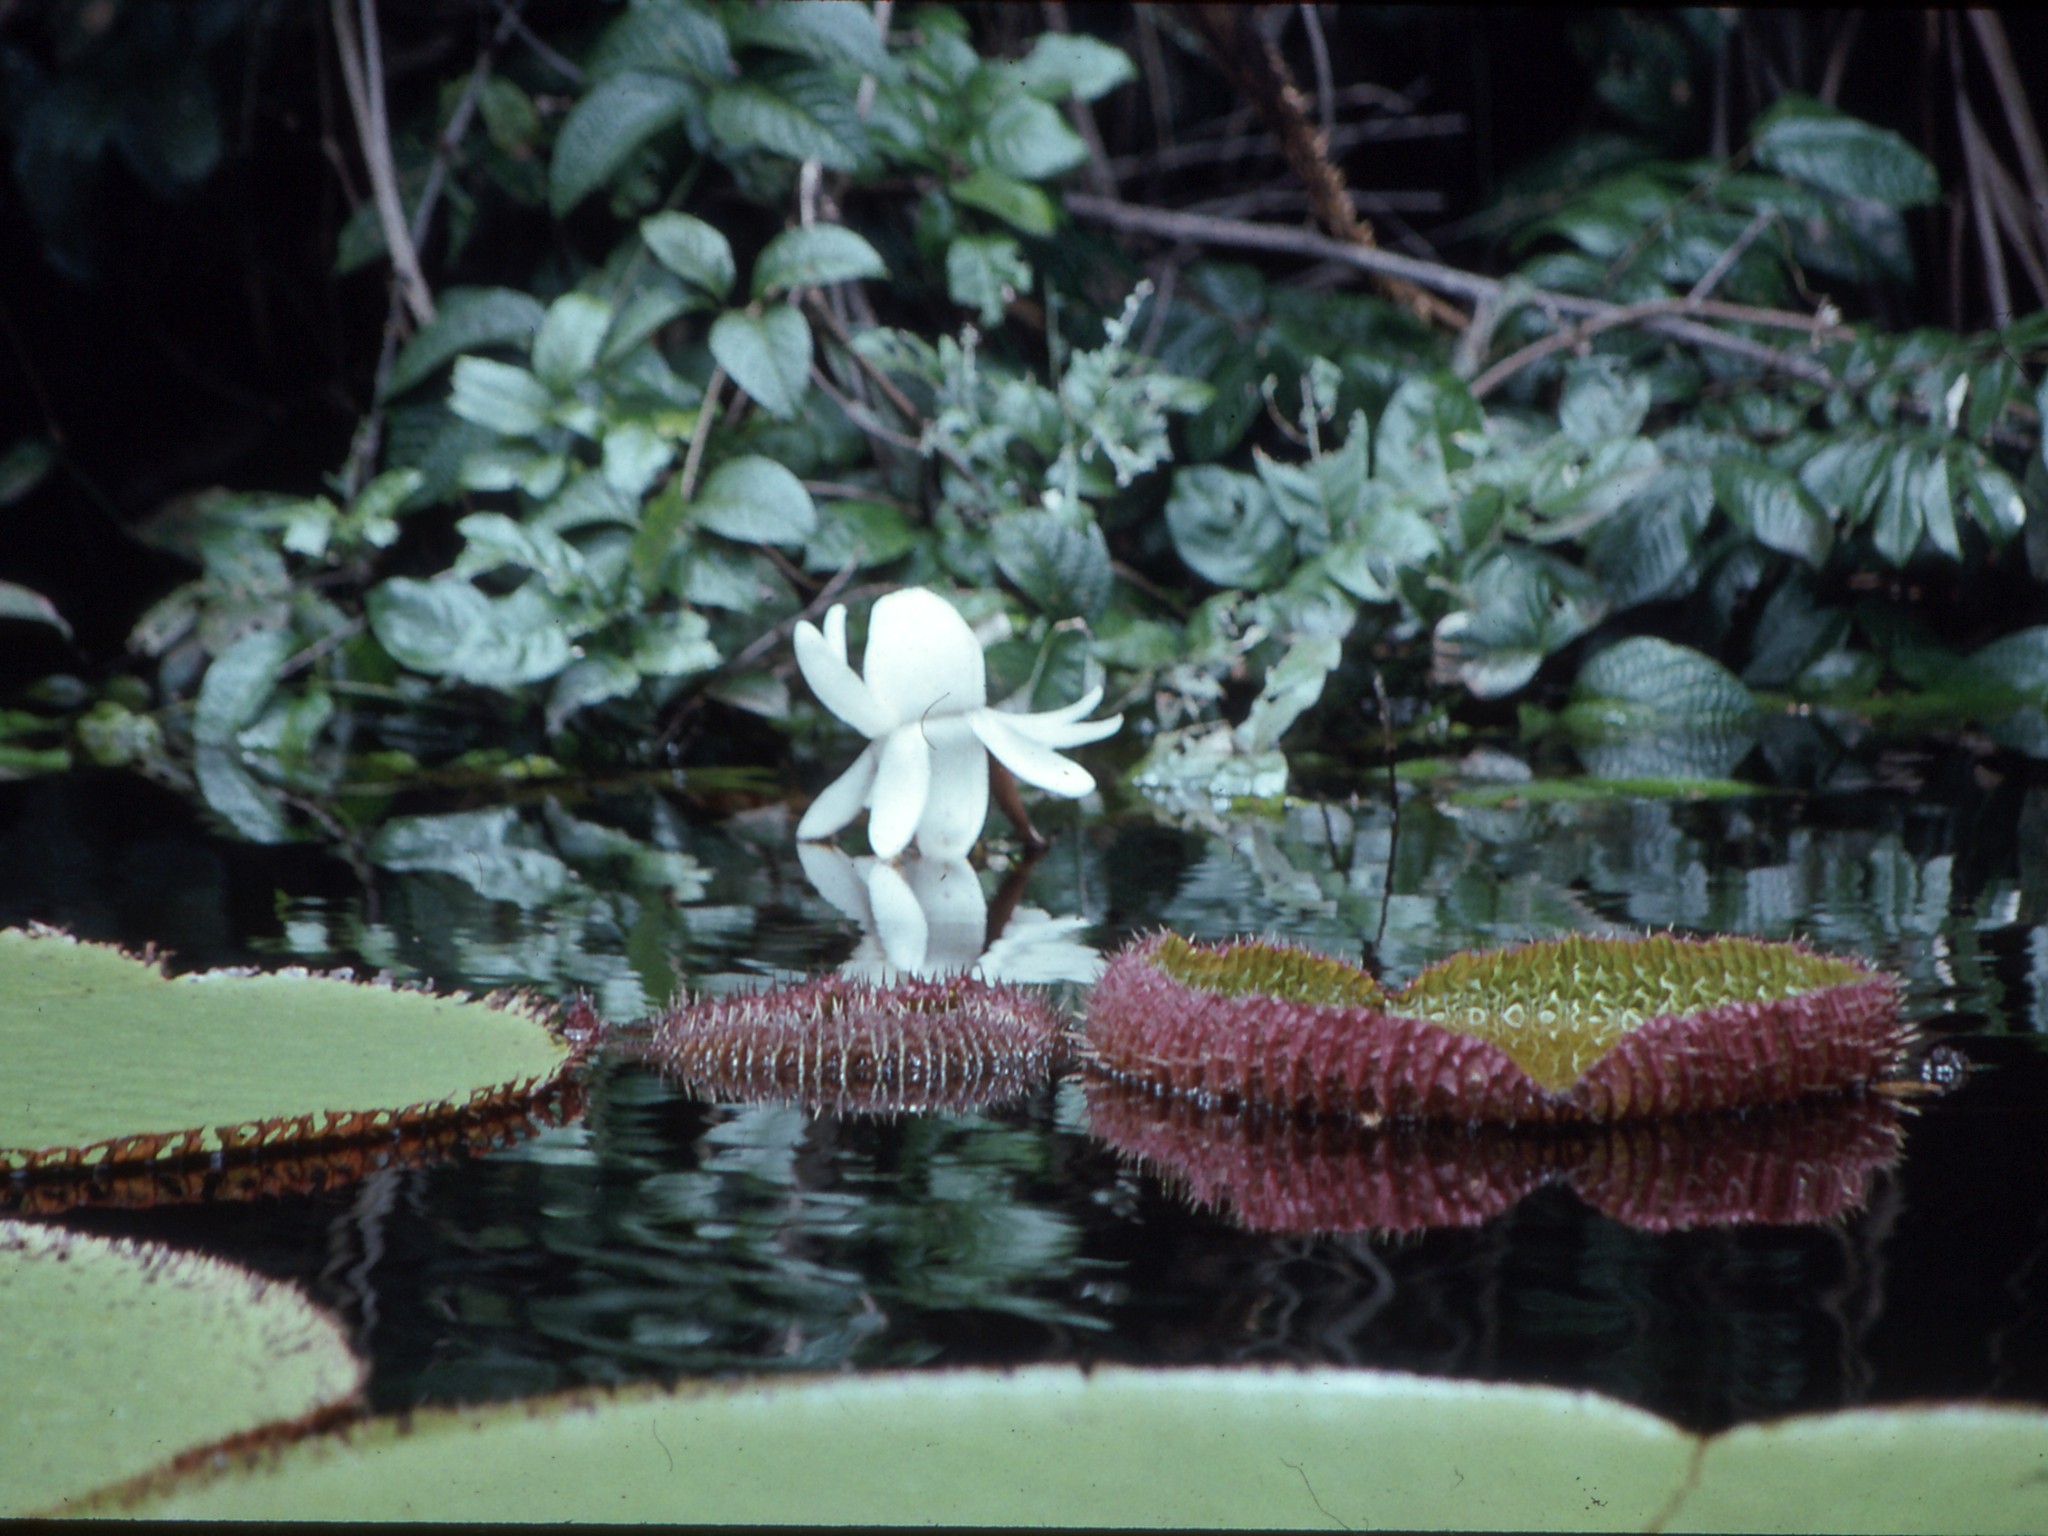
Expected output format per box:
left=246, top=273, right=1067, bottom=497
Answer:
left=1796, top=432, right=1888, bottom=524
left=530, top=293, right=613, bottom=390
left=1956, top=449, right=2027, bottom=538
left=1434, top=548, right=1606, bottom=698
left=586, top=0, right=733, bottom=82
left=452, top=512, right=588, bottom=592
left=0, top=580, right=70, bottom=639
left=991, top=510, right=1113, bottom=619
left=549, top=71, right=698, bottom=216
left=111, top=1366, right=1695, bottom=1526
left=1009, top=32, right=1135, bottom=102
left=640, top=212, right=737, bottom=301
left=724, top=0, right=887, bottom=75
left=345, top=467, right=423, bottom=546
left=946, top=233, right=1032, bottom=323
left=1572, top=636, right=1759, bottom=729
left=1582, top=464, right=1711, bottom=608
left=0, top=926, right=575, bottom=1175
left=949, top=167, right=1057, bottom=236
left=368, top=578, right=577, bottom=687
left=1165, top=466, right=1295, bottom=590
left=1754, top=95, right=1939, bottom=208
left=1236, top=633, right=1342, bottom=752
left=1374, top=373, right=1484, bottom=502
left=630, top=609, right=719, bottom=675
left=545, top=655, right=641, bottom=733
left=1712, top=458, right=1832, bottom=566
left=1741, top=576, right=1848, bottom=688
left=601, top=283, right=696, bottom=364
left=192, top=745, right=292, bottom=844
left=708, top=306, right=812, bottom=418
left=1967, top=626, right=2048, bottom=702
left=1557, top=356, right=1652, bottom=446
left=752, top=223, right=887, bottom=298
left=600, top=419, right=676, bottom=499
left=1867, top=451, right=1924, bottom=566
left=1916, top=446, right=1960, bottom=559
left=449, top=356, right=554, bottom=438
left=970, top=90, right=1087, bottom=181
left=0, top=436, right=56, bottom=504
left=193, top=627, right=294, bottom=745
left=3, top=1222, right=364, bottom=1518
left=690, top=454, right=817, bottom=544
left=707, top=79, right=860, bottom=171
left=801, top=498, right=917, bottom=573
left=386, top=288, right=545, bottom=397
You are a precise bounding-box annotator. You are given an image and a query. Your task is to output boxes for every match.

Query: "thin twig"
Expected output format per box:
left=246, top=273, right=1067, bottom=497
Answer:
left=803, top=292, right=924, bottom=424
left=1042, top=0, right=1118, bottom=199
left=676, top=366, right=725, bottom=504
left=1299, top=3, right=1336, bottom=150
left=1959, top=94, right=2016, bottom=325
left=331, top=0, right=434, bottom=325
left=1686, top=209, right=1774, bottom=303
left=1817, top=12, right=1861, bottom=106
left=1967, top=12, right=2048, bottom=243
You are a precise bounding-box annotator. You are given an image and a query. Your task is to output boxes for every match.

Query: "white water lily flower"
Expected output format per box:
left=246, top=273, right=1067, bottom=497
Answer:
left=793, top=587, right=1121, bottom=860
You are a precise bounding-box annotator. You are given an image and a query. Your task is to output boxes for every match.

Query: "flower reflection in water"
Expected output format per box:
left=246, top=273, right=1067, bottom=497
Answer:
left=798, top=843, right=1103, bottom=985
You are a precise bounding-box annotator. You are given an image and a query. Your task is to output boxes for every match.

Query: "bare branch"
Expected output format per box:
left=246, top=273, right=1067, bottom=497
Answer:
left=331, top=0, right=435, bottom=326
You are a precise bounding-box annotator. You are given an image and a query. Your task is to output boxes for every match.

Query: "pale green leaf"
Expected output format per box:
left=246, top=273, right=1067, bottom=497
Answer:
left=640, top=211, right=736, bottom=301
left=449, top=357, right=554, bottom=438
left=753, top=223, right=887, bottom=298
left=708, top=306, right=812, bottom=418
left=386, top=288, right=545, bottom=397
left=691, top=453, right=817, bottom=544
left=530, top=293, right=614, bottom=390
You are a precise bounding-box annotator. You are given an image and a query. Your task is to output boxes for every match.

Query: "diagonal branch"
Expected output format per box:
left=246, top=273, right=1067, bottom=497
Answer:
left=331, top=0, right=435, bottom=326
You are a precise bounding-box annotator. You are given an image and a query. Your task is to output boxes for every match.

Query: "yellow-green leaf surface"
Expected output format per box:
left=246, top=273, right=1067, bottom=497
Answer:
left=2, top=1220, right=363, bottom=1518
left=110, top=1366, right=1693, bottom=1527
left=95, top=1364, right=2048, bottom=1530
left=0, top=927, right=574, bottom=1170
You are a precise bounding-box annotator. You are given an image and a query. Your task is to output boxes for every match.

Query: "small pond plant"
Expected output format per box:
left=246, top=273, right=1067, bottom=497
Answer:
left=1085, top=931, right=1913, bottom=1124
left=793, top=587, right=1122, bottom=860
left=642, top=971, right=1066, bottom=1116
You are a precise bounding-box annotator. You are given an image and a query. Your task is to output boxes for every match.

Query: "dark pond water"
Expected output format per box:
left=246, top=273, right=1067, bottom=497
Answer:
left=5, top=757, right=2047, bottom=1436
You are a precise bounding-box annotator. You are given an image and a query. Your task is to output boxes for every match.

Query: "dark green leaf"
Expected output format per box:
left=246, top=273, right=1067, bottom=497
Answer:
left=802, top=498, right=917, bottom=574
left=1557, top=356, right=1652, bottom=446
left=388, top=289, right=546, bottom=398
left=945, top=234, right=1032, bottom=324
left=0, top=580, right=70, bottom=640
left=1955, top=448, right=2027, bottom=539
left=1573, top=635, right=1759, bottom=727
left=1866, top=452, right=1923, bottom=566
left=752, top=224, right=887, bottom=297
left=1434, top=547, right=1606, bottom=698
left=588, top=0, right=734, bottom=83
left=1236, top=633, right=1341, bottom=752
left=640, top=212, right=737, bottom=301
left=1164, top=466, right=1295, bottom=590
left=546, top=655, right=641, bottom=734
left=691, top=454, right=817, bottom=544
left=723, top=0, right=888, bottom=74
left=708, top=307, right=812, bottom=418
left=1712, top=458, right=1832, bottom=566
left=1753, top=95, right=1938, bottom=208
left=1008, top=33, right=1135, bottom=102
left=0, top=438, right=54, bottom=507
left=1374, top=373, right=1483, bottom=502
left=193, top=746, right=292, bottom=844
left=1914, top=448, right=1960, bottom=560
left=370, top=807, right=572, bottom=905
left=449, top=357, right=554, bottom=437
left=549, top=72, right=698, bottom=217
left=948, top=168, right=1057, bottom=236
left=368, top=578, right=576, bottom=687
left=991, top=510, right=1113, bottom=619
left=194, top=629, right=294, bottom=745
left=530, top=293, right=614, bottom=390
left=970, top=91, right=1087, bottom=181
left=707, top=80, right=861, bottom=171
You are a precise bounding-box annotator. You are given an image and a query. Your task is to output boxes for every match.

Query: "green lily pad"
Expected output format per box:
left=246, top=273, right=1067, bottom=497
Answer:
left=1087, top=932, right=1911, bottom=1123
left=81, top=1364, right=2048, bottom=1530
left=3, top=1220, right=363, bottom=1518
left=0, top=926, right=583, bottom=1177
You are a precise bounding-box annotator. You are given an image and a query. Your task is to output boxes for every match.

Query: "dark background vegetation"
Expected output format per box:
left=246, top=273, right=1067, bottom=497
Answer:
left=2, top=5, right=2043, bottom=690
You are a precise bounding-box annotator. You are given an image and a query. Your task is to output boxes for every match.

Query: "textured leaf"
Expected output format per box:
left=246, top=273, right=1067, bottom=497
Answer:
left=368, top=578, right=576, bottom=688
left=370, top=808, right=574, bottom=905
left=549, top=71, right=698, bottom=216
left=969, top=90, right=1087, bottom=181
left=802, top=498, right=917, bottom=574
left=945, top=233, right=1032, bottom=323
left=586, top=0, right=733, bottom=82
left=1009, top=33, right=1135, bottom=102
left=1434, top=548, right=1606, bottom=698
left=1557, top=356, right=1652, bottom=446
left=387, top=288, right=545, bottom=397
left=0, top=580, right=70, bottom=639
left=708, top=307, right=812, bottom=418
left=1374, top=373, right=1484, bottom=502
left=1236, top=633, right=1342, bottom=752
left=724, top=0, right=887, bottom=74
left=193, top=628, right=294, bottom=745
left=1165, top=466, right=1295, bottom=590
left=991, top=511, right=1113, bottom=619
left=707, top=80, right=860, bottom=171
left=752, top=223, right=887, bottom=297
left=690, top=454, right=817, bottom=544
left=1754, top=95, right=1939, bottom=208
left=545, top=655, right=641, bottom=734
left=449, top=357, right=554, bottom=438
left=1712, top=458, right=1832, bottom=566
left=640, top=212, right=736, bottom=301
left=1573, top=636, right=1758, bottom=729
left=529, top=293, right=613, bottom=390
left=948, top=168, right=1057, bottom=236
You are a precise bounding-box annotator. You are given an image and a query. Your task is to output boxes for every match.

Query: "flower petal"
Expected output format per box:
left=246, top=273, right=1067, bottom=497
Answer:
left=797, top=840, right=872, bottom=923
left=993, top=704, right=1124, bottom=748
left=897, top=853, right=989, bottom=974
left=970, top=708, right=1098, bottom=797
left=866, top=725, right=932, bottom=859
left=862, top=588, right=988, bottom=722
left=795, top=618, right=893, bottom=738
left=822, top=603, right=849, bottom=662
left=864, top=858, right=930, bottom=973
left=796, top=741, right=880, bottom=842
left=913, top=715, right=991, bottom=859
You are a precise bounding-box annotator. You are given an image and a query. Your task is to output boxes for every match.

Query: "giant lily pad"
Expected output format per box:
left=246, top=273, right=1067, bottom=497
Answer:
left=2, top=1220, right=363, bottom=1517
left=0, top=926, right=586, bottom=1182
left=1085, top=932, right=1911, bottom=1123
left=1084, top=1080, right=1908, bottom=1234
left=75, top=1363, right=2048, bottom=1530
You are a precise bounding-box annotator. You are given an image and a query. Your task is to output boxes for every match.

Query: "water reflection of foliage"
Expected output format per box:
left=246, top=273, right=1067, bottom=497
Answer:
left=369, top=1061, right=1103, bottom=1406
left=1134, top=782, right=2042, bottom=1032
